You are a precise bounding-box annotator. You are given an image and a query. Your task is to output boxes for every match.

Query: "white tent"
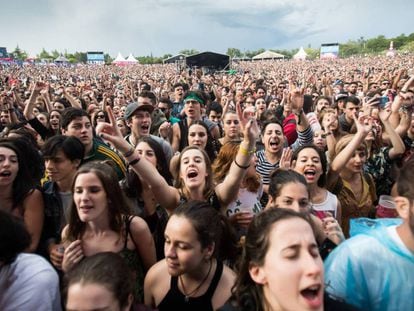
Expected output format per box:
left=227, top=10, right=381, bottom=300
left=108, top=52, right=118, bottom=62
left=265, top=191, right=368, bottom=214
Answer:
left=293, top=47, right=308, bottom=60
left=126, top=53, right=138, bottom=63
left=112, top=52, right=127, bottom=65
left=252, top=50, right=285, bottom=60
left=55, top=55, right=69, bottom=63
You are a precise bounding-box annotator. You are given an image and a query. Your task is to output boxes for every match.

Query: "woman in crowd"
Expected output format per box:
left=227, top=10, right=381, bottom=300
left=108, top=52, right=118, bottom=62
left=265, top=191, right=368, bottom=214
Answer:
left=266, top=169, right=344, bottom=258
left=220, top=208, right=355, bottom=311
left=116, top=117, right=130, bottom=137
left=364, top=104, right=405, bottom=197
left=61, top=161, right=156, bottom=302
left=217, top=112, right=242, bottom=148
left=187, top=120, right=217, bottom=161
left=327, top=115, right=377, bottom=237
left=123, top=136, right=172, bottom=260
left=0, top=138, right=44, bottom=252
left=97, top=106, right=259, bottom=214
left=292, top=144, right=341, bottom=221
left=212, top=141, right=262, bottom=235
left=64, top=252, right=134, bottom=311
left=144, top=201, right=237, bottom=311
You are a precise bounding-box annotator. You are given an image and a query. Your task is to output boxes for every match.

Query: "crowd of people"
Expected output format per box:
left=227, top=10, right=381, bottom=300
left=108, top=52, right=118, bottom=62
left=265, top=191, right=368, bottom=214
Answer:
left=1, top=53, right=414, bottom=311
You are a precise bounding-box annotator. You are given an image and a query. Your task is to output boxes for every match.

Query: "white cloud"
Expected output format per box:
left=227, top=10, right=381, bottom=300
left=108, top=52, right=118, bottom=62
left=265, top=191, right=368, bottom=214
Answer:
left=0, top=0, right=412, bottom=57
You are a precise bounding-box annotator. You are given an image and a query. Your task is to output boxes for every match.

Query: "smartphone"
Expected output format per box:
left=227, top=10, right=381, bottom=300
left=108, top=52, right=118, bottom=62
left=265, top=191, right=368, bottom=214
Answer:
left=379, top=96, right=388, bottom=108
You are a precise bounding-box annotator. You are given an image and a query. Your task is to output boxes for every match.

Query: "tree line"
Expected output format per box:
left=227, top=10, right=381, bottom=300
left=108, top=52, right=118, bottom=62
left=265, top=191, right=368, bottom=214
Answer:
left=7, top=32, right=414, bottom=64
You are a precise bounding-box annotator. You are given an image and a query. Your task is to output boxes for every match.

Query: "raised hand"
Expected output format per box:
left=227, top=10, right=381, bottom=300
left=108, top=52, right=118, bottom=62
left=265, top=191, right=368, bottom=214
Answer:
left=95, top=106, right=131, bottom=154
left=279, top=147, right=293, bottom=169
left=354, top=113, right=373, bottom=136
left=243, top=117, right=260, bottom=144
left=378, top=103, right=392, bottom=122
left=289, top=88, right=305, bottom=113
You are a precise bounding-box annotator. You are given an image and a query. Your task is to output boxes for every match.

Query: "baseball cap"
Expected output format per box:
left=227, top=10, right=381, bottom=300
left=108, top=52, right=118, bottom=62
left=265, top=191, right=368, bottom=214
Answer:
left=124, top=101, right=154, bottom=120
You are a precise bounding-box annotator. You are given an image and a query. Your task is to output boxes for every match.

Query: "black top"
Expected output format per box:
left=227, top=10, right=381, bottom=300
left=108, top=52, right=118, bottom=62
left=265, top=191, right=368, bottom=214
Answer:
left=157, top=261, right=223, bottom=311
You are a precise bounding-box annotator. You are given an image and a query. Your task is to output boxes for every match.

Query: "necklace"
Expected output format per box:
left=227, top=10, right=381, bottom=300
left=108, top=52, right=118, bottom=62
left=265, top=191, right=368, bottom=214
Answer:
left=179, top=260, right=213, bottom=303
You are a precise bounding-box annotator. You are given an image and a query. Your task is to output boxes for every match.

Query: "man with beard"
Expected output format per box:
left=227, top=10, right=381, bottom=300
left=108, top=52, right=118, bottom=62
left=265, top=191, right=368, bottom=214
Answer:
left=324, top=157, right=414, bottom=311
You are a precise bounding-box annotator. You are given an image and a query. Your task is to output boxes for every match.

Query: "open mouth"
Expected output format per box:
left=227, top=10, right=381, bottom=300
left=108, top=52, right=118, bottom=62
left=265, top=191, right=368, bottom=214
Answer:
left=300, top=284, right=322, bottom=307
left=269, top=139, right=279, bottom=148
left=187, top=170, right=198, bottom=179
left=304, top=169, right=316, bottom=178
left=0, top=171, right=11, bottom=177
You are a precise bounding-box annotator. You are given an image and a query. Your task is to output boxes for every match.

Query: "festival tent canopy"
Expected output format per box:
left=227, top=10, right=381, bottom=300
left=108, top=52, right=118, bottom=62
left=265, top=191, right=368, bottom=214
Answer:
left=252, top=50, right=285, bottom=60
left=293, top=47, right=308, bottom=60
left=55, top=55, right=69, bottom=63
left=126, top=53, right=138, bottom=63
left=112, top=52, right=127, bottom=65
left=185, top=51, right=230, bottom=71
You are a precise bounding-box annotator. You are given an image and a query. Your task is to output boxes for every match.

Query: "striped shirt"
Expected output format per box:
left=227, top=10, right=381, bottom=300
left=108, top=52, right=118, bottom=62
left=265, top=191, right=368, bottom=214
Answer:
left=256, top=126, right=313, bottom=185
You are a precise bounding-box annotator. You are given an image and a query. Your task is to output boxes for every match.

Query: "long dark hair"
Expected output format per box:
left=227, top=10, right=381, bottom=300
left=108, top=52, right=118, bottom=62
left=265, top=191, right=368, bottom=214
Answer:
left=172, top=201, right=237, bottom=261
left=188, top=120, right=217, bottom=161
left=0, top=137, right=43, bottom=211
left=292, top=144, right=328, bottom=187
left=124, top=136, right=173, bottom=198
left=231, top=208, right=314, bottom=311
left=66, top=162, right=131, bottom=242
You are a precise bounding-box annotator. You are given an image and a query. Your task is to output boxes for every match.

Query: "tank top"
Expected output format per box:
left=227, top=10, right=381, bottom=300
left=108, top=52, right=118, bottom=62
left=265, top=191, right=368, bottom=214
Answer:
left=118, top=215, right=145, bottom=303
left=311, top=190, right=338, bottom=219
left=157, top=261, right=224, bottom=311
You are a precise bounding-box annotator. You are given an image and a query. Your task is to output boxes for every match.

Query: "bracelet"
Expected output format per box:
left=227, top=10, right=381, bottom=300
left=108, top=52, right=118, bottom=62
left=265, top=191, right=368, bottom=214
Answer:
left=128, top=157, right=140, bottom=166
left=239, top=145, right=256, bottom=156
left=234, top=159, right=250, bottom=169
left=123, top=146, right=135, bottom=158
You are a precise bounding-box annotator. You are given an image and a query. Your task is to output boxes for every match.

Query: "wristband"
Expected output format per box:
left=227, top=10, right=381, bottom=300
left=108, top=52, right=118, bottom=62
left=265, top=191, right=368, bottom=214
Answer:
left=239, top=145, right=256, bottom=156
left=123, top=146, right=135, bottom=158
left=234, top=159, right=250, bottom=169
left=128, top=157, right=141, bottom=166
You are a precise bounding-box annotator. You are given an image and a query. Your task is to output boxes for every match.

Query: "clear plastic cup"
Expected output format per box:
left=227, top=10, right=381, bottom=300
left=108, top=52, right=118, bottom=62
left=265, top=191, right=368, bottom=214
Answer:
left=376, top=195, right=398, bottom=218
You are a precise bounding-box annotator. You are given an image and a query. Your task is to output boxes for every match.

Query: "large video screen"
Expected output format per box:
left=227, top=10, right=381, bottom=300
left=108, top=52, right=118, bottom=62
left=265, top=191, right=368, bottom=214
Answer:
left=87, top=52, right=105, bottom=64
left=320, top=43, right=339, bottom=59
left=0, top=47, right=8, bottom=58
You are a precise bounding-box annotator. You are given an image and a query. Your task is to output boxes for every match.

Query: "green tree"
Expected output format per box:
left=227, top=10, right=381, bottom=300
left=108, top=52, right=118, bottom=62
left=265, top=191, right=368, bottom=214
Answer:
left=365, top=35, right=389, bottom=52
left=179, top=49, right=199, bottom=55
left=339, top=40, right=361, bottom=57
left=51, top=49, right=60, bottom=59
left=11, top=45, right=28, bottom=60
left=226, top=48, right=242, bottom=58
left=304, top=48, right=319, bottom=60
left=38, top=48, right=52, bottom=60
left=399, top=41, right=414, bottom=53
left=104, top=53, right=113, bottom=64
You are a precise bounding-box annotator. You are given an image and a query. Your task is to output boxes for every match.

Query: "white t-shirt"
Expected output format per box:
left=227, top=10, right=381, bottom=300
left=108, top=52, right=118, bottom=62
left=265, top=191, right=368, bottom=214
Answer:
left=0, top=253, right=61, bottom=311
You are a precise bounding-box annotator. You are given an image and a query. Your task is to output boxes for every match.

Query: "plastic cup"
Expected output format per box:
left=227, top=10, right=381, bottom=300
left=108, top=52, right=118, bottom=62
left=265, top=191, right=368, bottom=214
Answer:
left=376, top=195, right=398, bottom=218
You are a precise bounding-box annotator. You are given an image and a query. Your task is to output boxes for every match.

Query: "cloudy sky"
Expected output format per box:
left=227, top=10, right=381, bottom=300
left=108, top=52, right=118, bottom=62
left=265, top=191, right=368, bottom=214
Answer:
left=1, top=0, right=412, bottom=57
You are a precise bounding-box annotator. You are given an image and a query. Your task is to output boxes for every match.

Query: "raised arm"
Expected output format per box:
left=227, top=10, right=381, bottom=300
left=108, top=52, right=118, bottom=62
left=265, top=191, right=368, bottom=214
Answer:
left=327, top=115, right=372, bottom=185
left=96, top=107, right=180, bottom=211
left=379, top=104, right=405, bottom=159
left=63, top=88, right=82, bottom=109
left=24, top=82, right=42, bottom=120
left=215, top=103, right=259, bottom=207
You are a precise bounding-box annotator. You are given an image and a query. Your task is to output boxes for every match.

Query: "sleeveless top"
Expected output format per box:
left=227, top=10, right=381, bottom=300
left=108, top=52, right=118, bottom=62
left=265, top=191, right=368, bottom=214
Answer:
left=179, top=191, right=221, bottom=211
left=311, top=190, right=338, bottom=220
left=118, top=215, right=145, bottom=303
left=157, top=261, right=224, bottom=311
